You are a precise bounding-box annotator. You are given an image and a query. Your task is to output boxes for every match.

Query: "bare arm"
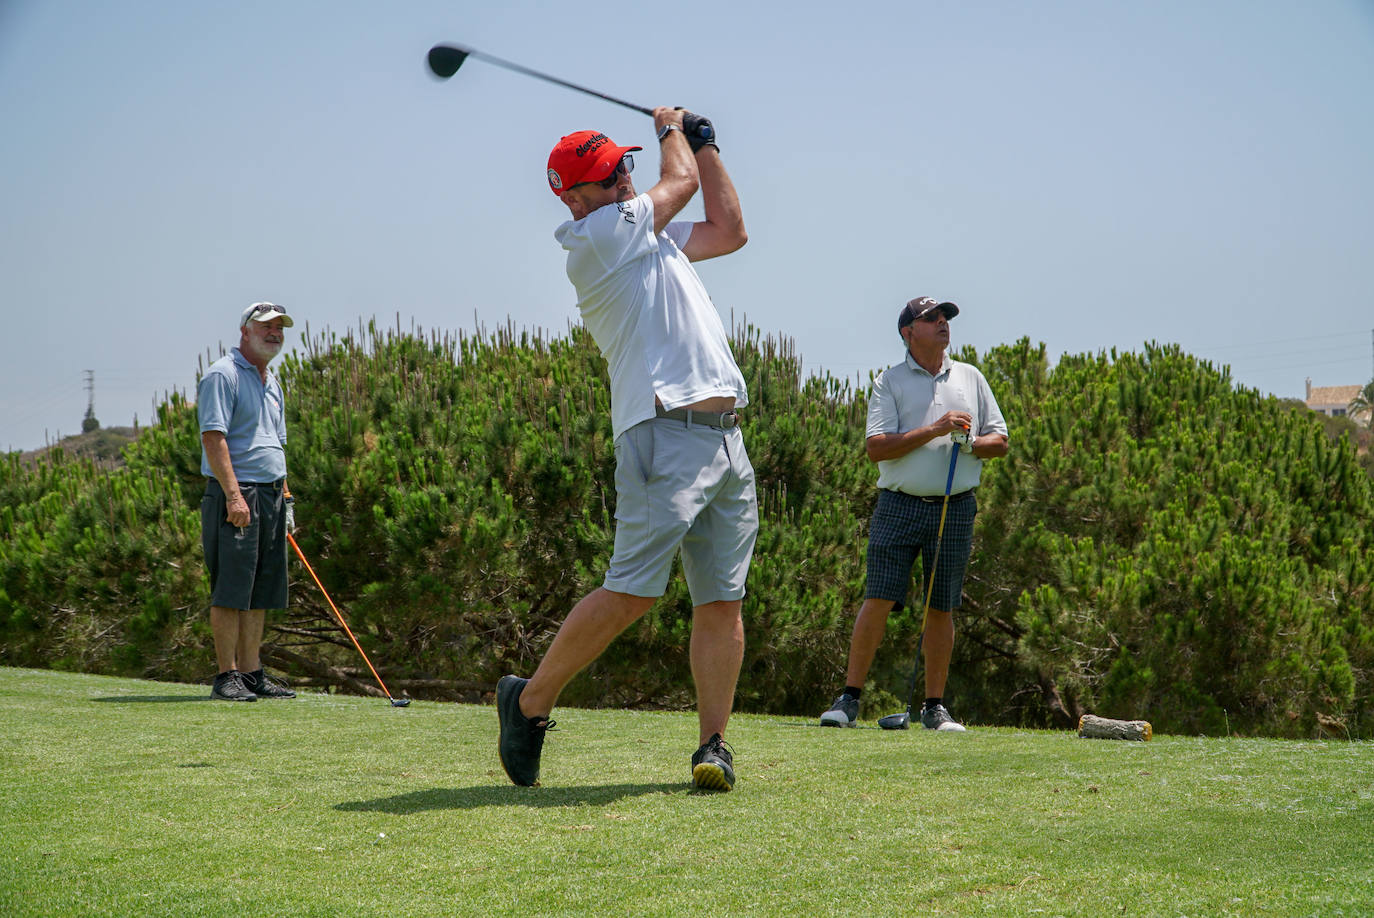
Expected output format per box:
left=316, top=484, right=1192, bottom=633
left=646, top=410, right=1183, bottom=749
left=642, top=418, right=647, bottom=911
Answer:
left=681, top=145, right=747, bottom=261
left=865, top=411, right=971, bottom=463
left=646, top=107, right=698, bottom=235
left=971, top=433, right=1009, bottom=460
left=202, top=431, right=250, bottom=527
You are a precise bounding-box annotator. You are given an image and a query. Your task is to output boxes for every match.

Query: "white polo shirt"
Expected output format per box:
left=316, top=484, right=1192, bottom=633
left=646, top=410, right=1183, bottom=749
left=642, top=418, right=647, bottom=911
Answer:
left=555, top=192, right=748, bottom=439
left=867, top=350, right=1007, bottom=496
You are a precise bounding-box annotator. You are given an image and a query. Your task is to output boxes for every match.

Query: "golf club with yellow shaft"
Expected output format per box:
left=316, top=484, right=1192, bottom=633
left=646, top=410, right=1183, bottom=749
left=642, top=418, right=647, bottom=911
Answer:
left=287, top=533, right=410, bottom=707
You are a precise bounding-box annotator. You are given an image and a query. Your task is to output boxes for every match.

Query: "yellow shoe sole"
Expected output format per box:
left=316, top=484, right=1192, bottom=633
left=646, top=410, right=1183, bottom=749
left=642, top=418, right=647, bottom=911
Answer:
left=692, top=763, right=734, bottom=791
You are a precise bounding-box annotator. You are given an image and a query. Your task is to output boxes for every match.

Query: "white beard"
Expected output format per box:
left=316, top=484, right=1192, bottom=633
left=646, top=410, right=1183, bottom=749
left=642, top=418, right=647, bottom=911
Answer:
left=246, top=338, right=283, bottom=362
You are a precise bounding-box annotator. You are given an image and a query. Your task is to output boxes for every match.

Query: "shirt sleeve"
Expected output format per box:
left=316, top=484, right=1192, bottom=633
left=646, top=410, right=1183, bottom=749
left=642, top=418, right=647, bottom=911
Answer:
left=975, top=370, right=1008, bottom=437
left=275, top=382, right=287, bottom=444
left=560, top=193, right=659, bottom=285
left=197, top=371, right=233, bottom=434
left=866, top=370, right=900, bottom=439
left=663, top=221, right=693, bottom=250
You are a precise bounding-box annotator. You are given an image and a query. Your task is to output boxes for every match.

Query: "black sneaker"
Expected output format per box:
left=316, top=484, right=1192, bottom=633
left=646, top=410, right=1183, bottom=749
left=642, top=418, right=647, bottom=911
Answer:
left=691, top=733, right=735, bottom=791
left=244, top=669, right=296, bottom=699
left=820, top=693, right=859, bottom=727
left=496, top=675, right=553, bottom=787
left=919, top=703, right=967, bottom=732
left=210, top=670, right=257, bottom=702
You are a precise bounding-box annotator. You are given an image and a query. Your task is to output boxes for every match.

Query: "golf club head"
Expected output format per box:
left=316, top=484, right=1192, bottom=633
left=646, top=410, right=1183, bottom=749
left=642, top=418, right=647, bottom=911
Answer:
left=427, top=44, right=470, bottom=79
left=878, top=710, right=912, bottom=730
left=390, top=698, right=411, bottom=707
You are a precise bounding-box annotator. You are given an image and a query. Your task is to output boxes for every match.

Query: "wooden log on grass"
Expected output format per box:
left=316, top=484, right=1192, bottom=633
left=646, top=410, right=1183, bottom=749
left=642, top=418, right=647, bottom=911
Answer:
left=1078, top=713, right=1152, bottom=741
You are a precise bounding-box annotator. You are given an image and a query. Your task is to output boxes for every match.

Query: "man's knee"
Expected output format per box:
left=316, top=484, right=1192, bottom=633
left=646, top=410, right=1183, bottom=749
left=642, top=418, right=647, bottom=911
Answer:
left=856, top=597, right=896, bottom=623
left=591, top=587, right=657, bottom=623
left=692, top=599, right=742, bottom=624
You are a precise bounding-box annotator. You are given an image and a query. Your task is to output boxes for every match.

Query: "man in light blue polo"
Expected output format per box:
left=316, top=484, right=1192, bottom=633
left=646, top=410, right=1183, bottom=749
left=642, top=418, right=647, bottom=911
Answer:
left=197, top=302, right=297, bottom=702
left=820, top=297, right=1009, bottom=730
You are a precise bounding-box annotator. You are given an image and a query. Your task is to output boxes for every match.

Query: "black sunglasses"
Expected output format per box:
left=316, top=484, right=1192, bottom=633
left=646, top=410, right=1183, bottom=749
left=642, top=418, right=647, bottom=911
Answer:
left=588, top=154, right=634, bottom=189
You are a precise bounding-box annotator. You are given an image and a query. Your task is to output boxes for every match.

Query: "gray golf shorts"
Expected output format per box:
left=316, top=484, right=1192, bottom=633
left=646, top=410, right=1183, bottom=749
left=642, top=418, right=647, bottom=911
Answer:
left=865, top=488, right=977, bottom=612
left=201, top=478, right=289, bottom=610
left=604, top=416, right=759, bottom=605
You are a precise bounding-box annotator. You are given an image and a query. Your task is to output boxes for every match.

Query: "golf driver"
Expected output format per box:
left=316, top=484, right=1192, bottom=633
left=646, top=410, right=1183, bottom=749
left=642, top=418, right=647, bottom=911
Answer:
left=878, top=439, right=963, bottom=730
left=287, top=533, right=410, bottom=707
left=427, top=43, right=654, bottom=115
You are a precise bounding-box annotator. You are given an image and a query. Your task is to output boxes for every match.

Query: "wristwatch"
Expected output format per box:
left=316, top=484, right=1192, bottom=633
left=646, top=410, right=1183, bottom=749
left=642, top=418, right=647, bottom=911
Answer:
left=656, top=123, right=683, bottom=142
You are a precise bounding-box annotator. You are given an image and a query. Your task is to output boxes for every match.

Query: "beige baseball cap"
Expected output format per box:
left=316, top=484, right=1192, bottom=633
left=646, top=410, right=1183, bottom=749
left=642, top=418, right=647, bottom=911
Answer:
left=240, top=302, right=294, bottom=328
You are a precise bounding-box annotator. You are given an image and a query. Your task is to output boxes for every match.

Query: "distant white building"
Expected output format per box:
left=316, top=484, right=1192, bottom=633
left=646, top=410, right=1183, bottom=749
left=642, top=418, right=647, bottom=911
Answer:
left=1306, top=378, right=1368, bottom=426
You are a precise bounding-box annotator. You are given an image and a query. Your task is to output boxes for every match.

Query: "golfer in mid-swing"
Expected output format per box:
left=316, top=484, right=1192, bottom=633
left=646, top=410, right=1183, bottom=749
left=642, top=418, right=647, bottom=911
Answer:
left=496, top=106, right=757, bottom=790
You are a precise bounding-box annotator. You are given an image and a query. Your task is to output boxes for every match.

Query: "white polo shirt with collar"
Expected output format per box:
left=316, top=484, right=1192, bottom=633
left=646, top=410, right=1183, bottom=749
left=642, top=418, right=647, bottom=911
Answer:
left=866, top=350, right=1007, bottom=497
left=555, top=192, right=748, bottom=440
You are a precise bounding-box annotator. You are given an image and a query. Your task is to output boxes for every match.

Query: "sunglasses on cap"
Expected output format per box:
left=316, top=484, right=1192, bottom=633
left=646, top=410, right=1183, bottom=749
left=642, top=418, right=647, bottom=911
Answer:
left=899, top=304, right=945, bottom=327
left=584, top=154, right=634, bottom=189
left=248, top=303, right=282, bottom=319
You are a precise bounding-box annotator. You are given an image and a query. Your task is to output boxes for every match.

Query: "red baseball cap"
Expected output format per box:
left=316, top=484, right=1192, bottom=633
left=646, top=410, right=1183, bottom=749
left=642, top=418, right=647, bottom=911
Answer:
left=546, top=130, right=642, bottom=196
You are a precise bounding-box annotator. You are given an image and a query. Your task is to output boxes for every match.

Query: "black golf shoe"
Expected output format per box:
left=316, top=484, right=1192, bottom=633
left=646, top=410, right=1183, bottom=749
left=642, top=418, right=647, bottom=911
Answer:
left=920, top=703, right=967, bottom=732
left=210, top=670, right=258, bottom=702
left=244, top=669, right=296, bottom=699
left=820, top=693, right=859, bottom=727
left=496, top=675, right=553, bottom=787
left=691, top=733, right=735, bottom=791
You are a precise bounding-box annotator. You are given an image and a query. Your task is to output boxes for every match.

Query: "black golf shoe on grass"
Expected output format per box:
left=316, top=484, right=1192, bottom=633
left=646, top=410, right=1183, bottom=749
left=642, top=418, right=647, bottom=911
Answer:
left=920, top=703, right=966, bottom=732
left=691, top=733, right=735, bottom=791
left=820, top=693, right=859, bottom=727
left=244, top=669, right=296, bottom=699
left=496, top=675, right=553, bottom=787
left=210, top=670, right=257, bottom=702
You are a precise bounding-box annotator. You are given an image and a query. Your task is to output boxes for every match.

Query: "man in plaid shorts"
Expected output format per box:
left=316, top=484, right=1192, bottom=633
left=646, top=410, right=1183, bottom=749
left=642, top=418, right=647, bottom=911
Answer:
left=820, top=297, right=1008, bottom=730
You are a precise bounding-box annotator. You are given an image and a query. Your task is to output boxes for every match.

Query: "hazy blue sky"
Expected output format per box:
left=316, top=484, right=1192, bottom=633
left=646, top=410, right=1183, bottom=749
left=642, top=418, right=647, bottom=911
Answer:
left=2, top=0, right=1372, bottom=451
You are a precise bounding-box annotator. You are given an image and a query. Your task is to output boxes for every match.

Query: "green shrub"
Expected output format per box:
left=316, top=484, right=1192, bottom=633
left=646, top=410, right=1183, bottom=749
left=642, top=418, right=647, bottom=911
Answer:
left=2, top=324, right=1371, bottom=738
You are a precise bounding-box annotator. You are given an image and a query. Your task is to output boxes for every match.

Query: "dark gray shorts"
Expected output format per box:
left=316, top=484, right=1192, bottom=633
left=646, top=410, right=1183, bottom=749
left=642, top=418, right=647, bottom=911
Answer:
left=201, top=478, right=289, bottom=611
left=865, top=488, right=977, bottom=612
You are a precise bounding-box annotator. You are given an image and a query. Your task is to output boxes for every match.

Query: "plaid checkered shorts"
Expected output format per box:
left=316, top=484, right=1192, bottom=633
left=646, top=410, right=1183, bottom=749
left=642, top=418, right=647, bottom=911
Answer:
left=865, top=488, right=977, bottom=612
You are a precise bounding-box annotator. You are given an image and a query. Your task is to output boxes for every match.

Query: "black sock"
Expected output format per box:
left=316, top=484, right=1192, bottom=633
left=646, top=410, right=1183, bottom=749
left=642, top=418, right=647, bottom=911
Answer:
left=842, top=686, right=862, bottom=700
left=924, top=697, right=942, bottom=711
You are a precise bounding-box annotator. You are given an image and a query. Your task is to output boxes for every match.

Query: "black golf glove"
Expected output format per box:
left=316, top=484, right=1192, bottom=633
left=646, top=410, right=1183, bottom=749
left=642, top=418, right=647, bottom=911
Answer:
left=681, top=111, right=718, bottom=154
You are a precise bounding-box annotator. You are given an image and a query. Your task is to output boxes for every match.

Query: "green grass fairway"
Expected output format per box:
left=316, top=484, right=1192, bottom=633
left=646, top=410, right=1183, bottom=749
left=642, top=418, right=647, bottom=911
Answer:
left=2, top=668, right=1371, bottom=916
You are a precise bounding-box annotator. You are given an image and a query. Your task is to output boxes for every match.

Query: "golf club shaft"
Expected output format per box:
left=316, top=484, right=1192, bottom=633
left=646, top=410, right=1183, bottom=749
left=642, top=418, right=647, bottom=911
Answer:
left=902, top=445, right=962, bottom=714
left=463, top=47, right=653, bottom=115
left=287, top=533, right=400, bottom=702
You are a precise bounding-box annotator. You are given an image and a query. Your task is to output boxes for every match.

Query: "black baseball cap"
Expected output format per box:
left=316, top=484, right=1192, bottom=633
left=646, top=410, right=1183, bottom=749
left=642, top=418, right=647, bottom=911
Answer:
left=898, top=296, right=959, bottom=331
